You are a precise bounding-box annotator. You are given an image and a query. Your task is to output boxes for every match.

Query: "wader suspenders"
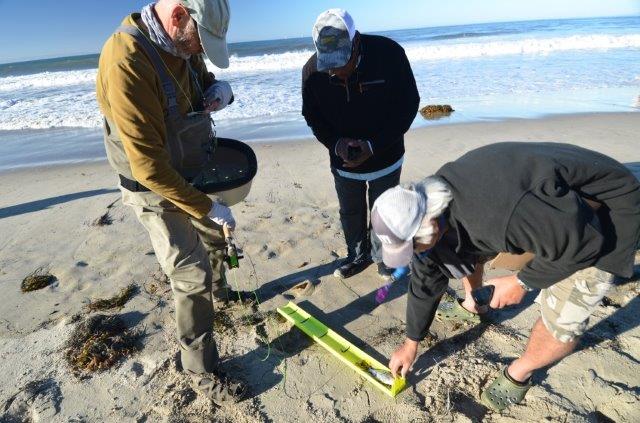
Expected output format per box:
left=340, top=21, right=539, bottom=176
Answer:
left=115, top=25, right=180, bottom=118
left=114, top=25, right=179, bottom=192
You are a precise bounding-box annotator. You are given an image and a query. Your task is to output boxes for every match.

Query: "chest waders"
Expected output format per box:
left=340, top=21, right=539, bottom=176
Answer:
left=103, top=25, right=215, bottom=188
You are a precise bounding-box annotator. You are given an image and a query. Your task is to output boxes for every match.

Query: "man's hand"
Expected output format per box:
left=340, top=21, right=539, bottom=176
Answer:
left=207, top=202, right=235, bottom=229
left=343, top=139, right=373, bottom=168
left=335, top=137, right=357, bottom=161
left=335, top=138, right=373, bottom=168
left=203, top=81, right=234, bottom=113
left=389, top=338, right=418, bottom=378
left=488, top=274, right=527, bottom=309
left=203, top=99, right=221, bottom=113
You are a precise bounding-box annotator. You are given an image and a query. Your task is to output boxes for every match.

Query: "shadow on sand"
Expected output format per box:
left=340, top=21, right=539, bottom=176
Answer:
left=234, top=263, right=639, bottom=408
left=255, top=261, right=341, bottom=303
left=0, top=188, right=118, bottom=219
left=228, top=275, right=409, bottom=398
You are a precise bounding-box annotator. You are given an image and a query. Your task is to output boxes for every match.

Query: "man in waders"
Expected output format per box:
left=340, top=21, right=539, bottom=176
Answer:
left=371, top=142, right=640, bottom=411
left=302, top=9, right=420, bottom=280
left=97, top=0, right=248, bottom=403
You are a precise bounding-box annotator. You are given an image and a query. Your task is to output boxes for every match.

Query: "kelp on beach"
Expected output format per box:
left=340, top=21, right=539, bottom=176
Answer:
left=66, top=314, right=140, bottom=374
left=86, top=284, right=138, bottom=312
left=21, top=269, right=56, bottom=292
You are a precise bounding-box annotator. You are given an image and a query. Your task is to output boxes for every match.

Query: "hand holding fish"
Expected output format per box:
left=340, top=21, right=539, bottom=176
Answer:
left=389, top=338, right=418, bottom=378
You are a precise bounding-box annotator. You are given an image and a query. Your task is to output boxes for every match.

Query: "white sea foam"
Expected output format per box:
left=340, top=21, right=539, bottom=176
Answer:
left=0, top=69, right=97, bottom=93
left=0, top=33, right=638, bottom=132
left=210, top=34, right=640, bottom=74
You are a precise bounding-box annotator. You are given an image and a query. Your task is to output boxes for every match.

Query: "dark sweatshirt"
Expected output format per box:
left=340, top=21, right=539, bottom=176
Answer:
left=301, top=34, right=420, bottom=173
left=406, top=142, right=640, bottom=341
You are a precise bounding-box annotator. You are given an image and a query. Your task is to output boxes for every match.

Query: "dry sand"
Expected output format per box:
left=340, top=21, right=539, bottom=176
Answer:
left=1, top=112, right=639, bottom=422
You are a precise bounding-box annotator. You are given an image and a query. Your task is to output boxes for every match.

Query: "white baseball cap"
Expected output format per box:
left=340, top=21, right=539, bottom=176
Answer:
left=371, top=186, right=426, bottom=268
left=372, top=178, right=453, bottom=268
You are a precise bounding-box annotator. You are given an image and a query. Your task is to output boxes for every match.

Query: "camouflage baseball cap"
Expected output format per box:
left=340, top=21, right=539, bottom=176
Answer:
left=312, top=9, right=356, bottom=72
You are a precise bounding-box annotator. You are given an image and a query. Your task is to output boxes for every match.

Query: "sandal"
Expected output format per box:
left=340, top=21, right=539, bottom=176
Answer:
left=480, top=366, right=532, bottom=411
left=435, top=298, right=480, bottom=323
left=191, top=368, right=247, bottom=405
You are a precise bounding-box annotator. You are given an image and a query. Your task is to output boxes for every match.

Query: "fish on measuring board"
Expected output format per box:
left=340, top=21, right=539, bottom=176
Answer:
left=367, top=368, right=395, bottom=386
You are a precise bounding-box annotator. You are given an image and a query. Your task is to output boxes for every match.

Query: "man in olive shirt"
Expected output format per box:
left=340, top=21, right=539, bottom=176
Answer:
left=96, top=0, right=245, bottom=403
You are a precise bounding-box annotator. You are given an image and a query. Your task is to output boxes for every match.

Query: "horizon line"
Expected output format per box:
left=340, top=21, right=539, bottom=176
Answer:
left=0, top=13, right=636, bottom=66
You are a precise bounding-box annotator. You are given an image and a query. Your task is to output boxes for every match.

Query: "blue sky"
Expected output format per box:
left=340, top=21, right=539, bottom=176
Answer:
left=0, top=0, right=638, bottom=63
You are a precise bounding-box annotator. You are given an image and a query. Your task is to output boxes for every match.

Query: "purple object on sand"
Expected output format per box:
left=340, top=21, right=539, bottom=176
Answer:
left=375, top=266, right=410, bottom=304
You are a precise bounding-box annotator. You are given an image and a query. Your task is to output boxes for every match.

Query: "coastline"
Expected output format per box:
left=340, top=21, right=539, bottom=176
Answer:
left=1, top=110, right=638, bottom=174
left=0, top=111, right=639, bottom=421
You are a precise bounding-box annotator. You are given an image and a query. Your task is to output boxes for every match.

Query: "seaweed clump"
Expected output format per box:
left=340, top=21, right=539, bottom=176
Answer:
left=419, top=104, right=455, bottom=120
left=91, top=211, right=113, bottom=226
left=66, top=314, right=140, bottom=373
left=21, top=269, right=56, bottom=292
left=86, top=284, right=138, bottom=312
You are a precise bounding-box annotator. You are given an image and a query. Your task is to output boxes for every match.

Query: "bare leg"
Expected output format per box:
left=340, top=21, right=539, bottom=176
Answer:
left=507, top=318, right=578, bottom=383
left=460, top=264, right=484, bottom=313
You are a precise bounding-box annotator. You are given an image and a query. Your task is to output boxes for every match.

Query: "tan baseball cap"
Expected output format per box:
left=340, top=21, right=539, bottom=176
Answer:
left=182, top=0, right=231, bottom=68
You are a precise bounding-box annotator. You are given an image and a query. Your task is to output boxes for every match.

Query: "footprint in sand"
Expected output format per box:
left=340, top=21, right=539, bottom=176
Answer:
left=283, top=279, right=317, bottom=299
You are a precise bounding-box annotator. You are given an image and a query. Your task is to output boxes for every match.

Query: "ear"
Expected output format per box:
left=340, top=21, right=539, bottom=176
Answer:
left=169, top=4, right=190, bottom=28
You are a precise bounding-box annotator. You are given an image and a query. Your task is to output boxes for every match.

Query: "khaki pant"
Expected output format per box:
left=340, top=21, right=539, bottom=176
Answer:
left=536, top=267, right=614, bottom=343
left=121, top=188, right=227, bottom=374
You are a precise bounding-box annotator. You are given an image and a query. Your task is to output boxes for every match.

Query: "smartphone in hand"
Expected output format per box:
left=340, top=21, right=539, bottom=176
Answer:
left=471, top=285, right=495, bottom=308
left=347, top=145, right=361, bottom=161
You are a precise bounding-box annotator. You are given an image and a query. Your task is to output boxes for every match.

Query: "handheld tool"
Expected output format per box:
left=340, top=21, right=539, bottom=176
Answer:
left=347, top=145, right=361, bottom=161
left=223, top=224, right=242, bottom=269
left=471, top=285, right=495, bottom=308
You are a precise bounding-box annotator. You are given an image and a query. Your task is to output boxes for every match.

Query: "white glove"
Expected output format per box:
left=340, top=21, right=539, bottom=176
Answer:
left=204, top=81, right=234, bottom=112
left=207, top=202, right=235, bottom=229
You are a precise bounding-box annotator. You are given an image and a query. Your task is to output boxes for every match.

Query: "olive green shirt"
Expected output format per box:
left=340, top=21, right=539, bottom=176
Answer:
left=96, top=14, right=215, bottom=218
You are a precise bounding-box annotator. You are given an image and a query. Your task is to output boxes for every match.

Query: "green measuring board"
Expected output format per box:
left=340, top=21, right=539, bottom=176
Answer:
left=277, top=301, right=406, bottom=397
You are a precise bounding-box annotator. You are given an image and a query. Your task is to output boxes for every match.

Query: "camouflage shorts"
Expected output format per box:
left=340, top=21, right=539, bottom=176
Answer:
left=536, top=267, right=613, bottom=343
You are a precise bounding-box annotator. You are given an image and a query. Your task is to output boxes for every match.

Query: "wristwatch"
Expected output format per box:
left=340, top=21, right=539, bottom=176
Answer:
left=516, top=277, right=534, bottom=292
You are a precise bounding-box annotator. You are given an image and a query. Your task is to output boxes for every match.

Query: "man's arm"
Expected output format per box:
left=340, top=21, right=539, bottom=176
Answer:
left=406, top=254, right=451, bottom=340
left=192, top=55, right=216, bottom=92
left=301, top=61, right=340, bottom=151
left=191, top=56, right=234, bottom=111
left=107, top=59, right=212, bottom=218
left=369, top=44, right=419, bottom=153
left=389, top=254, right=448, bottom=377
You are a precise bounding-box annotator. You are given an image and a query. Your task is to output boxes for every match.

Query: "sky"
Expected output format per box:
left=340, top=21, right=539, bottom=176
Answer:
left=0, top=0, right=638, bottom=63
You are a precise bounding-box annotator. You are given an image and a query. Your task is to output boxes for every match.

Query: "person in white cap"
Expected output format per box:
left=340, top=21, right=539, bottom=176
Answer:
left=302, top=9, right=420, bottom=280
left=96, top=0, right=248, bottom=404
left=371, top=142, right=640, bottom=411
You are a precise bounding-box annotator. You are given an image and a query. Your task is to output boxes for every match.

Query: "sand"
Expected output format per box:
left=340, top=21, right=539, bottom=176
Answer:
left=0, top=112, right=639, bottom=422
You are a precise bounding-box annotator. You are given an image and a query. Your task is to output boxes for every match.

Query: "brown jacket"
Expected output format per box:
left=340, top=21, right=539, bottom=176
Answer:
left=96, top=14, right=215, bottom=218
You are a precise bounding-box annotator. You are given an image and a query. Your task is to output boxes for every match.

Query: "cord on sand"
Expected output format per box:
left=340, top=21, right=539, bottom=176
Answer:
left=225, top=237, right=292, bottom=398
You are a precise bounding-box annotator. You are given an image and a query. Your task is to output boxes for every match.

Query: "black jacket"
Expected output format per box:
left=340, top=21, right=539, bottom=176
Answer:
left=301, top=34, right=420, bottom=173
left=406, top=142, right=640, bottom=341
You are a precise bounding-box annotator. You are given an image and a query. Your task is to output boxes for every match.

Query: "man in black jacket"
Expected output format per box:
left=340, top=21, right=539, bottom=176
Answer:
left=302, top=9, right=420, bottom=279
left=371, top=142, right=640, bottom=410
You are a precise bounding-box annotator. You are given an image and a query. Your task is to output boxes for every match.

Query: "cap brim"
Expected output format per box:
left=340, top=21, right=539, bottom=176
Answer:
left=316, top=49, right=351, bottom=72
left=382, top=240, right=414, bottom=268
left=198, top=25, right=229, bottom=69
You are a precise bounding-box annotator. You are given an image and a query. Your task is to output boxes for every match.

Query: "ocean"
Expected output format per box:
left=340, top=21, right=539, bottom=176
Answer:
left=0, top=16, right=638, bottom=170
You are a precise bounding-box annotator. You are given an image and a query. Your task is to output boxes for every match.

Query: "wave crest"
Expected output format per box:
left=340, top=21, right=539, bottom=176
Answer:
left=210, top=34, right=640, bottom=74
